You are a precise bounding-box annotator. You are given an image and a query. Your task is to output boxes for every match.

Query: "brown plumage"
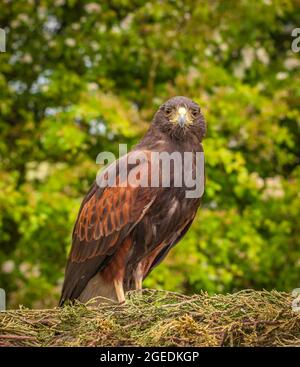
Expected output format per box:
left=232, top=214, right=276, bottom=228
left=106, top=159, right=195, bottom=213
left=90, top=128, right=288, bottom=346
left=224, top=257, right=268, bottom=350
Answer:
left=59, top=96, right=206, bottom=305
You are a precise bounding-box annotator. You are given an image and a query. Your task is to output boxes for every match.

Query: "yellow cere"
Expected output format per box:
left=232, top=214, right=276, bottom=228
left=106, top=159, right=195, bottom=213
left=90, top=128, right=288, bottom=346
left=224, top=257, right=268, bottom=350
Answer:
left=178, top=107, right=187, bottom=115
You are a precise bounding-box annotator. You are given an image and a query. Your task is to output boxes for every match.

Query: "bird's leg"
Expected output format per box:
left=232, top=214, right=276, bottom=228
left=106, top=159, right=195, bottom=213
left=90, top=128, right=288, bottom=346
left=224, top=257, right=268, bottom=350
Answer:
left=134, top=263, right=144, bottom=290
left=135, top=277, right=143, bottom=290
left=113, top=278, right=125, bottom=303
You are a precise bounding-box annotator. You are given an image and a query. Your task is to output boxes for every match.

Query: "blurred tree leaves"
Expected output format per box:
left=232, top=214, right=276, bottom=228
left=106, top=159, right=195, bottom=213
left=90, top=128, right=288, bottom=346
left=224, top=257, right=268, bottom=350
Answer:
left=0, top=0, right=299, bottom=307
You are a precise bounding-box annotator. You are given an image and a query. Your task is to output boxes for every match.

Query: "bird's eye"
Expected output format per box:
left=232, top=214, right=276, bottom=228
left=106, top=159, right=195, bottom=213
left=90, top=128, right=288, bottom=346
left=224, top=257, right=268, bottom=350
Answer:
left=191, top=108, right=200, bottom=118
left=164, top=107, right=172, bottom=116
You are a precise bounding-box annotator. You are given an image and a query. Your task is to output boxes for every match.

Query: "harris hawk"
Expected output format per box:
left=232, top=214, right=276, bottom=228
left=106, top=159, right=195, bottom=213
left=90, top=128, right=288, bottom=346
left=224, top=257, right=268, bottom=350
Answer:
left=59, top=96, right=206, bottom=305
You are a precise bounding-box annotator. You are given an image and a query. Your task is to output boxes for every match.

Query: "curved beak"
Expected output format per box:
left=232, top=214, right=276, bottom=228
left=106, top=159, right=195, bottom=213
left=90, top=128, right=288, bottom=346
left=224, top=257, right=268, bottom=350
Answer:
left=177, top=107, right=187, bottom=127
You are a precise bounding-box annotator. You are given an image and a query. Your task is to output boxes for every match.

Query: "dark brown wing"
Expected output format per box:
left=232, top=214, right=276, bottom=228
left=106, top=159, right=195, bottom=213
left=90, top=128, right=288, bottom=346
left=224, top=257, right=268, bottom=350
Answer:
left=59, top=151, right=158, bottom=305
left=143, top=215, right=196, bottom=279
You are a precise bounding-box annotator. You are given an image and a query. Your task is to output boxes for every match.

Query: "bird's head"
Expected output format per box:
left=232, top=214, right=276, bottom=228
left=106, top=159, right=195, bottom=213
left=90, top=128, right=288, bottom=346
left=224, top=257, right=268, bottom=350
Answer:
left=153, top=96, right=206, bottom=141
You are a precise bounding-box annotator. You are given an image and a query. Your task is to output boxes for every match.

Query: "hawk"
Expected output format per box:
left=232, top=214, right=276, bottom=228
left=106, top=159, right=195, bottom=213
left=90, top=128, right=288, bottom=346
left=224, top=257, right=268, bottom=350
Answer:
left=59, top=96, right=206, bottom=305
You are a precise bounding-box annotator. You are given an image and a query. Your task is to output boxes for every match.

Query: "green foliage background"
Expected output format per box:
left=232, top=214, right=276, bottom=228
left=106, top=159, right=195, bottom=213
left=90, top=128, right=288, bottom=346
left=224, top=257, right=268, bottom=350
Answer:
left=0, top=0, right=299, bottom=308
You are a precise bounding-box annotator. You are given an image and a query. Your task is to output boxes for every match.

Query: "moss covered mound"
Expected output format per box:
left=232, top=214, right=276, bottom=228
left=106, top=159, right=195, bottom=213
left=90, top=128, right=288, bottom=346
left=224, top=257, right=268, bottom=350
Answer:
left=0, top=289, right=299, bottom=347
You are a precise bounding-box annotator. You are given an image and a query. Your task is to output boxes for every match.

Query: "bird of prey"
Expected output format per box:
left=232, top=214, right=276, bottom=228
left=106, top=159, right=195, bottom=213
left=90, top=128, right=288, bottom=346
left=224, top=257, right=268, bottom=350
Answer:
left=59, top=96, right=206, bottom=305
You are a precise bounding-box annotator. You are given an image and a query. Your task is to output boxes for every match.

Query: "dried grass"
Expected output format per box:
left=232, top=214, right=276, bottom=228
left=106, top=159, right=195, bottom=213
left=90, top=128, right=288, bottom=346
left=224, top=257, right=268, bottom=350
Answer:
left=0, top=289, right=299, bottom=347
